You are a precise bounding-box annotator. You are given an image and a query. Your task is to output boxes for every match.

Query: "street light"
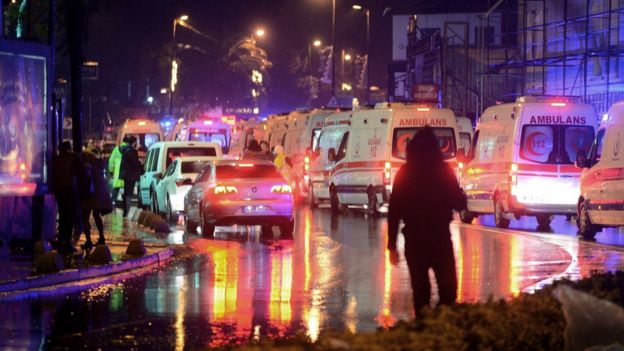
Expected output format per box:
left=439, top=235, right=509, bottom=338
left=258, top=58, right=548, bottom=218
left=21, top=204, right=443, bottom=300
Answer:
left=353, top=5, right=371, bottom=104
left=255, top=28, right=265, bottom=38
left=344, top=53, right=352, bottom=61
left=170, top=14, right=189, bottom=114
left=313, top=39, right=322, bottom=47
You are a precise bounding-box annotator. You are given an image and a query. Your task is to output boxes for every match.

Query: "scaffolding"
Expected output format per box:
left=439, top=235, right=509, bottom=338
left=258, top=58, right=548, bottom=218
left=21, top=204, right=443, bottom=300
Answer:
left=481, top=0, right=624, bottom=115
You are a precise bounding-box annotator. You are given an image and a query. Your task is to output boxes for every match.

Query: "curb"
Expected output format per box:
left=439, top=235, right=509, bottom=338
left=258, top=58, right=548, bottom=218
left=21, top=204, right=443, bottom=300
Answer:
left=0, top=247, right=174, bottom=295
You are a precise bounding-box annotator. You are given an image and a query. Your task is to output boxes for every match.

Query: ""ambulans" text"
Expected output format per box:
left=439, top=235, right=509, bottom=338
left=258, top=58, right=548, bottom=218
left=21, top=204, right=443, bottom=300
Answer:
left=529, top=115, right=587, bottom=124
left=399, top=119, right=448, bottom=127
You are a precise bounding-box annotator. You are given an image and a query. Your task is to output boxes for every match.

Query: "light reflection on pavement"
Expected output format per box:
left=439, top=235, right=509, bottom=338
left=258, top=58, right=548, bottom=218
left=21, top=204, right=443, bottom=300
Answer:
left=1, top=208, right=624, bottom=349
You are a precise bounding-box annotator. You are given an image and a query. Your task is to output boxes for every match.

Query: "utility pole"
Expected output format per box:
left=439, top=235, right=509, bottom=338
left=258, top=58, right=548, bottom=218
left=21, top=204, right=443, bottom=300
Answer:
left=331, top=0, right=336, bottom=98
left=66, top=0, right=83, bottom=152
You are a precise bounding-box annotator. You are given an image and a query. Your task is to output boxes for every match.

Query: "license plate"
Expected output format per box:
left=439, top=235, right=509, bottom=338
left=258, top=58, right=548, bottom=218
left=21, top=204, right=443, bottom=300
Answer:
left=243, top=205, right=269, bottom=213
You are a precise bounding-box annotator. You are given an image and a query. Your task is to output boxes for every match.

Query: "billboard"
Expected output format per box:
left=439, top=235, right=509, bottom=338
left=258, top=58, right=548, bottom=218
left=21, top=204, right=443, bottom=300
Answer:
left=0, top=45, right=48, bottom=195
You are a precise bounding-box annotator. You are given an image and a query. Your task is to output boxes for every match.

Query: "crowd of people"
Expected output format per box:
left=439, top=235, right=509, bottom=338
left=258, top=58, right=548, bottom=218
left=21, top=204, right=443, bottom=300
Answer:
left=51, top=135, right=143, bottom=254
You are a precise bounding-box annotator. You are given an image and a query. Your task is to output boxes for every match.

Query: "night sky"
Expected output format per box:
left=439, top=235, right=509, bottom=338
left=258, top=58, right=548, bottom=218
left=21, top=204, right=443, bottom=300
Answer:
left=84, top=0, right=485, bottom=116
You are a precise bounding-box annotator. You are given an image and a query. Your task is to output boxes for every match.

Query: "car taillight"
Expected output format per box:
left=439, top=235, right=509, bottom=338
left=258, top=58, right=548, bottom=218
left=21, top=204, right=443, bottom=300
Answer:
left=271, top=185, right=292, bottom=193
left=175, top=178, right=192, bottom=187
left=214, top=185, right=238, bottom=195
left=383, top=161, right=391, bottom=185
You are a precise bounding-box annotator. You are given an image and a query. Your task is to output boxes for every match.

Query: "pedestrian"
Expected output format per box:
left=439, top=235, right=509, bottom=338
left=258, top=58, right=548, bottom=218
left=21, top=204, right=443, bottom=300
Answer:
left=242, top=139, right=265, bottom=160
left=108, top=136, right=128, bottom=206
left=80, top=148, right=114, bottom=250
left=119, top=136, right=143, bottom=219
left=387, top=126, right=467, bottom=316
left=51, top=141, right=85, bottom=254
left=260, top=140, right=274, bottom=161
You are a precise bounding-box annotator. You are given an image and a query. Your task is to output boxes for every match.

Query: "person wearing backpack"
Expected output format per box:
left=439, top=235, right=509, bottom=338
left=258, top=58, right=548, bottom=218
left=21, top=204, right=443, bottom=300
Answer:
left=80, top=148, right=113, bottom=251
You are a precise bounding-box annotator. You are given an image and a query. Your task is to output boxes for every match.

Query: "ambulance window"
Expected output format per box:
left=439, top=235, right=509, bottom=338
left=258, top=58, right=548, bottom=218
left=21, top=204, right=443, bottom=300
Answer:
left=469, top=131, right=479, bottom=159
left=459, top=133, right=472, bottom=151
left=520, top=126, right=554, bottom=163
left=564, top=126, right=595, bottom=164
left=311, top=129, right=322, bottom=150
left=336, top=132, right=349, bottom=161
left=392, top=128, right=456, bottom=160
left=589, top=129, right=606, bottom=163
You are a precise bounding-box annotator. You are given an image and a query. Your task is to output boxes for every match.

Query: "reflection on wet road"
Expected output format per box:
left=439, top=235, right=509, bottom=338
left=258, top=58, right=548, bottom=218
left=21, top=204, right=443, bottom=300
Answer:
left=2, top=208, right=624, bottom=349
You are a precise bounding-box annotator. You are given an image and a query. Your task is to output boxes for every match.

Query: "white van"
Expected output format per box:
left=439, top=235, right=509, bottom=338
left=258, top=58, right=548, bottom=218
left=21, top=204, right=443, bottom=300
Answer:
left=228, top=119, right=258, bottom=158
left=576, top=101, right=624, bottom=239
left=282, top=109, right=334, bottom=198
left=174, top=118, right=232, bottom=153
left=460, top=96, right=598, bottom=228
left=253, top=121, right=268, bottom=143
left=307, top=111, right=353, bottom=207
left=117, top=119, right=164, bottom=161
left=328, top=103, right=461, bottom=213
left=456, top=117, right=474, bottom=152
left=266, top=114, right=290, bottom=149
left=138, top=141, right=222, bottom=210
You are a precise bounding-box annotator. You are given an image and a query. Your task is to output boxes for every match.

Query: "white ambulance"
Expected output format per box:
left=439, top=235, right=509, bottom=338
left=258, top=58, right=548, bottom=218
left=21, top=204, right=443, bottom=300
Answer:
left=253, top=120, right=268, bottom=143
left=283, top=109, right=334, bottom=198
left=460, top=96, right=598, bottom=228
left=117, top=118, right=164, bottom=161
left=266, top=113, right=290, bottom=149
left=456, top=117, right=474, bottom=152
left=576, top=101, right=624, bottom=239
left=174, top=117, right=232, bottom=153
left=228, top=119, right=258, bottom=158
left=327, top=103, right=461, bottom=213
left=307, top=110, right=353, bottom=207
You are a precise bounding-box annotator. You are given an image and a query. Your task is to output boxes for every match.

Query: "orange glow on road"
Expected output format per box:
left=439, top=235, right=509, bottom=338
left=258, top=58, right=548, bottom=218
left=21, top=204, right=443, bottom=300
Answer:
left=269, top=251, right=293, bottom=326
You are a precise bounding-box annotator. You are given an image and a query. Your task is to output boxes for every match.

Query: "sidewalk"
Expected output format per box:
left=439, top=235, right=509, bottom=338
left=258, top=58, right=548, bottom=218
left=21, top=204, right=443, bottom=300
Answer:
left=0, top=207, right=176, bottom=297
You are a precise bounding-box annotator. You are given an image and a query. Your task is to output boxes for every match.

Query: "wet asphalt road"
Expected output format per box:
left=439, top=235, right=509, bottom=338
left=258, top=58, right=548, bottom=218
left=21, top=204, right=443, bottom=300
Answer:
left=2, top=207, right=624, bottom=349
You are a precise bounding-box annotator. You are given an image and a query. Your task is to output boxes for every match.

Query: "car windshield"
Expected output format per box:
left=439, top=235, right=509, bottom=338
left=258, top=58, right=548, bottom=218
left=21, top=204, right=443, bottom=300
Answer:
left=166, top=147, right=217, bottom=168
left=520, top=125, right=594, bottom=164
left=392, top=127, right=457, bottom=160
left=188, top=131, right=229, bottom=152
left=181, top=160, right=211, bottom=174
left=216, top=165, right=282, bottom=180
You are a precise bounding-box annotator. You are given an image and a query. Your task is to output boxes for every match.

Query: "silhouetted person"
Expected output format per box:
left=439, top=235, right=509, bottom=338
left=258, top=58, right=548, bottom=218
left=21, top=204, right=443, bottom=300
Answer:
left=52, top=141, right=84, bottom=253
left=260, top=140, right=274, bottom=161
left=119, top=136, right=142, bottom=219
left=243, top=139, right=265, bottom=160
left=80, top=148, right=113, bottom=250
left=387, top=127, right=467, bottom=315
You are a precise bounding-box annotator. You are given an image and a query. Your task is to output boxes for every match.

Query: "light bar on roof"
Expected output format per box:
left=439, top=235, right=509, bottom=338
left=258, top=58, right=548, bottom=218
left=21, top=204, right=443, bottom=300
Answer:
left=550, top=102, right=567, bottom=107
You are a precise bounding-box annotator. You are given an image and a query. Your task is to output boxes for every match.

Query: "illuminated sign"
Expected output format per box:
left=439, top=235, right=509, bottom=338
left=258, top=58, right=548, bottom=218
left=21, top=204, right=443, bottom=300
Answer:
left=528, top=116, right=587, bottom=124
left=398, top=118, right=448, bottom=127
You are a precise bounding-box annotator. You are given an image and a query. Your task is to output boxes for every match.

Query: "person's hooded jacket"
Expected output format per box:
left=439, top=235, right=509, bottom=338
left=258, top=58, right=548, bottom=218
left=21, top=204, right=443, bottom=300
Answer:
left=108, top=141, right=126, bottom=189
left=119, top=143, right=142, bottom=183
left=387, top=127, right=467, bottom=250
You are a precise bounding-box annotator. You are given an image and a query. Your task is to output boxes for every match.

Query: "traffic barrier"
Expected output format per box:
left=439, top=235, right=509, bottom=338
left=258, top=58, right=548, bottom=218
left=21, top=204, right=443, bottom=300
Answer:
left=34, top=251, right=64, bottom=274
left=87, top=245, right=112, bottom=265
left=125, top=238, right=147, bottom=257
left=150, top=219, right=170, bottom=234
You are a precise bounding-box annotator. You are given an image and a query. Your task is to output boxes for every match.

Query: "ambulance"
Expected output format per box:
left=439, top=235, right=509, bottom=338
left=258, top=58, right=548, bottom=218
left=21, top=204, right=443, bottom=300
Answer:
left=459, top=96, right=598, bottom=229
left=228, top=119, right=258, bottom=158
left=307, top=110, right=353, bottom=207
left=175, top=117, right=232, bottom=153
left=576, top=101, right=624, bottom=239
left=253, top=120, right=268, bottom=142
left=327, top=103, right=461, bottom=213
left=282, top=109, right=334, bottom=198
left=456, top=117, right=474, bottom=152
left=117, top=118, right=164, bottom=161
left=266, top=113, right=290, bottom=149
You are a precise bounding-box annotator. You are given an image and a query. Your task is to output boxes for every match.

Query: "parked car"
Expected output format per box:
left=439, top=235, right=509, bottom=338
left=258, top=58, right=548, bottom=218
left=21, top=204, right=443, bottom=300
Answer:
left=184, top=160, right=295, bottom=238
left=139, top=141, right=222, bottom=210
left=153, top=156, right=214, bottom=223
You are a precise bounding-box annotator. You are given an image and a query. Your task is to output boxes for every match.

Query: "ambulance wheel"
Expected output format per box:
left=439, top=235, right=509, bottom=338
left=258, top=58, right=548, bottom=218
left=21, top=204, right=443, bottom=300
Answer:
left=200, top=218, right=215, bottom=238
left=494, top=197, right=510, bottom=229
left=578, top=200, right=598, bottom=240
left=367, top=188, right=379, bottom=215
left=308, top=184, right=318, bottom=208
left=330, top=187, right=341, bottom=214
left=261, top=225, right=274, bottom=238
left=536, top=215, right=552, bottom=228
left=459, top=209, right=476, bottom=224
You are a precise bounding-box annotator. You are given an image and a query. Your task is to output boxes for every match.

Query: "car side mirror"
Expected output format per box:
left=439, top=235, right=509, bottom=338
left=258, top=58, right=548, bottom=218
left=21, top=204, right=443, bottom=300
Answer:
left=305, top=147, right=312, bottom=156
left=328, top=148, right=336, bottom=162
left=183, top=178, right=193, bottom=186
left=154, top=172, right=163, bottom=181
left=576, top=150, right=589, bottom=168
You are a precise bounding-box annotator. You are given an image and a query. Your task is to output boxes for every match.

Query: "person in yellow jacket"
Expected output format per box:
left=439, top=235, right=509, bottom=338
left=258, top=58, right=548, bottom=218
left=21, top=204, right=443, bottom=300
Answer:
left=273, top=145, right=293, bottom=187
left=108, top=136, right=128, bottom=205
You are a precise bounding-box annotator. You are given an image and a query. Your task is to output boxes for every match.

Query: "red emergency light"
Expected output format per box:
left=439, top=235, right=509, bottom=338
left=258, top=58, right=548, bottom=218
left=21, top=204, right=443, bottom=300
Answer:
left=416, top=107, right=431, bottom=112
